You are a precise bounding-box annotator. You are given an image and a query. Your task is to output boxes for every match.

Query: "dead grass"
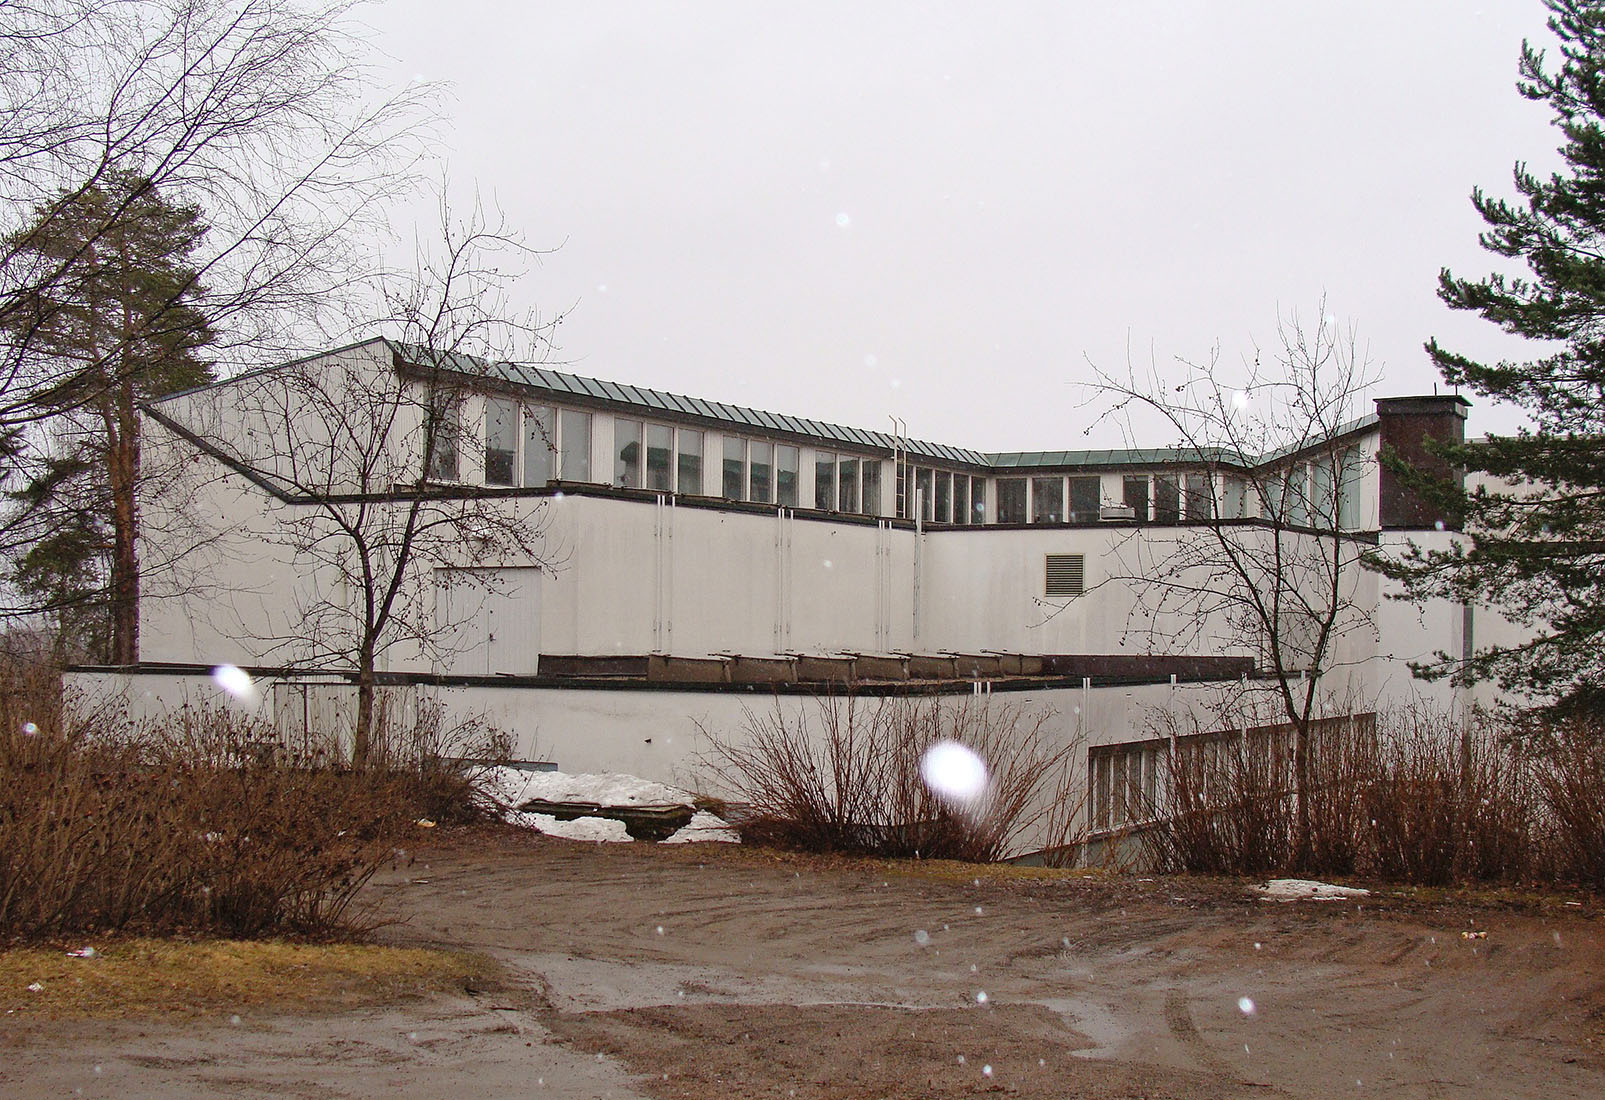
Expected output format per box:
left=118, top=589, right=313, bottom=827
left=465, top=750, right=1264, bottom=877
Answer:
left=0, top=938, right=500, bottom=1020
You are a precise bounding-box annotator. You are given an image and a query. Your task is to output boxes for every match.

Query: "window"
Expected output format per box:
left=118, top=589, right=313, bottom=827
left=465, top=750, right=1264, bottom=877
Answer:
left=997, top=478, right=1027, bottom=523
left=839, top=456, right=860, bottom=513
left=723, top=437, right=746, bottom=500
left=861, top=459, right=880, bottom=515
left=1031, top=476, right=1064, bottom=523
left=1221, top=475, right=1247, bottom=519
left=1184, top=474, right=1213, bottom=521
left=1122, top=475, right=1149, bottom=522
left=1285, top=465, right=1309, bottom=528
left=678, top=430, right=703, bottom=495
left=749, top=440, right=773, bottom=503
left=776, top=445, right=799, bottom=507
left=953, top=475, right=970, bottom=526
left=646, top=423, right=673, bottom=491
left=1044, top=553, right=1085, bottom=597
left=614, top=418, right=643, bottom=488
left=1154, top=474, right=1181, bottom=523
left=485, top=397, right=516, bottom=486
left=971, top=478, right=986, bottom=523
left=1337, top=449, right=1364, bottom=530
left=425, top=391, right=462, bottom=481
left=1069, top=476, right=1101, bottom=523
left=1090, top=739, right=1164, bottom=832
left=559, top=409, right=591, bottom=481
left=916, top=467, right=934, bottom=522
left=814, top=451, right=835, bottom=510
left=934, top=470, right=951, bottom=523
left=524, top=404, right=555, bottom=485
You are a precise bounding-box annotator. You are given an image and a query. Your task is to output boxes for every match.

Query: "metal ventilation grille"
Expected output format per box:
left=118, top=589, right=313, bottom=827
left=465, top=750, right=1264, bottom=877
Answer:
left=1045, top=553, right=1085, bottom=597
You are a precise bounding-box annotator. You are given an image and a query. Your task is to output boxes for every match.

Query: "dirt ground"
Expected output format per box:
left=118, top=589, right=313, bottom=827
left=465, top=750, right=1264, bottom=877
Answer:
left=4, top=826, right=1604, bottom=1099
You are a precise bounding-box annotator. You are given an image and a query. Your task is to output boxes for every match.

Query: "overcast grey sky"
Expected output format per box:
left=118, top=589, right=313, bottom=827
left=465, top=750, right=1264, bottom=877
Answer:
left=366, top=1, right=1560, bottom=451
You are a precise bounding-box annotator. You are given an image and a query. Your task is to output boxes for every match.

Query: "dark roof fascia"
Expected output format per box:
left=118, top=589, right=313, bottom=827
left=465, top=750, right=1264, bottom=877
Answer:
left=142, top=403, right=298, bottom=504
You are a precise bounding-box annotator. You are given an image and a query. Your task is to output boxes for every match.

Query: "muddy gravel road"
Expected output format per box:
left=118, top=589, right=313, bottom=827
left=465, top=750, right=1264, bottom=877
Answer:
left=5, top=827, right=1604, bottom=1099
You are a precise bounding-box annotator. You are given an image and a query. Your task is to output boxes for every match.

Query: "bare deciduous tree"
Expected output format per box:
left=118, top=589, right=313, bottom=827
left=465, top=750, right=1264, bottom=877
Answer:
left=1086, top=304, right=1381, bottom=869
left=194, top=203, right=561, bottom=766
left=0, top=0, right=433, bottom=652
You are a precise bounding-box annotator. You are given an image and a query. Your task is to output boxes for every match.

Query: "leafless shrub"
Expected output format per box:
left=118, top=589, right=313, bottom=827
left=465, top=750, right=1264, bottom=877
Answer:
left=1361, top=708, right=1534, bottom=885
left=0, top=663, right=423, bottom=940
left=1144, top=702, right=1543, bottom=885
left=1528, top=720, right=1605, bottom=890
left=699, top=695, right=1083, bottom=863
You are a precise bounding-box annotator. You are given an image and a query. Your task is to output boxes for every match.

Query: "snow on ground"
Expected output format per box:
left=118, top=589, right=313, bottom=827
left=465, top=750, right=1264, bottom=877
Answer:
left=660, top=811, right=740, bottom=845
left=479, top=766, right=695, bottom=811
left=481, top=768, right=738, bottom=844
left=1255, top=878, right=1371, bottom=901
left=507, top=811, right=634, bottom=843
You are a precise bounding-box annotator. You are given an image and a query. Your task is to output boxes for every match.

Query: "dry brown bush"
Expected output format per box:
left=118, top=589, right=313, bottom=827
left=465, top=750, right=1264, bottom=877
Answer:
left=698, top=695, right=1083, bottom=863
left=0, top=663, right=428, bottom=940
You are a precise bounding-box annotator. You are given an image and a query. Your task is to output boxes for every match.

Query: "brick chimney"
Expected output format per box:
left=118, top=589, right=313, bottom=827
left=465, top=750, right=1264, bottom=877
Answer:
left=1375, top=395, right=1471, bottom=530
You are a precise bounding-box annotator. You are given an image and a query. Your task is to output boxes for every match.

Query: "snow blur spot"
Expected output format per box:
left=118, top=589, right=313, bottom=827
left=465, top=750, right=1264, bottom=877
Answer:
left=1238, top=996, right=1256, bottom=1015
left=889, top=377, right=901, bottom=389
left=1254, top=942, right=1262, bottom=950
left=656, top=925, right=664, bottom=935
left=983, top=1065, right=993, bottom=1077
left=865, top=353, right=878, bottom=367
left=596, top=284, right=608, bottom=293
left=822, top=559, right=833, bottom=569
left=1233, top=389, right=1251, bottom=409
left=957, top=1055, right=966, bottom=1064
left=974, top=906, right=983, bottom=915
left=21, top=721, right=37, bottom=735
left=914, top=929, right=930, bottom=946
left=976, top=990, right=988, bottom=1003
left=1434, top=519, right=1446, bottom=530
left=230, top=1014, right=241, bottom=1026
left=407, top=1031, right=419, bottom=1043
left=835, top=212, right=851, bottom=228
left=211, top=664, right=255, bottom=699
left=920, top=741, right=988, bottom=805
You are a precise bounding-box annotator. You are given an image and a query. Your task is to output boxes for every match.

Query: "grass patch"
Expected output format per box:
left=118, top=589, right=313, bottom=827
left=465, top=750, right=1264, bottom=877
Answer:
left=0, top=939, right=499, bottom=1019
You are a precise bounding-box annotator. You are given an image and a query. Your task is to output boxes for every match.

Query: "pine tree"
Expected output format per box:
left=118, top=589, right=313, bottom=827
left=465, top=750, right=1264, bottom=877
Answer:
left=3, top=172, right=215, bottom=663
left=1380, top=1, right=1605, bottom=718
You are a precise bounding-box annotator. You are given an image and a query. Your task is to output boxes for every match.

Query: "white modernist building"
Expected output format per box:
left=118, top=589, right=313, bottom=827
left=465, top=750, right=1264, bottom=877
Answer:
left=74, top=338, right=1488, bottom=851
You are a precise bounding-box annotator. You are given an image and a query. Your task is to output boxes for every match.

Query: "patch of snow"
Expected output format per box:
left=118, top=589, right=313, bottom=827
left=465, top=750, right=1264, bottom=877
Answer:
left=509, top=811, right=633, bottom=843
left=479, top=767, right=694, bottom=812
left=1255, top=878, right=1370, bottom=901
left=660, top=810, right=739, bottom=845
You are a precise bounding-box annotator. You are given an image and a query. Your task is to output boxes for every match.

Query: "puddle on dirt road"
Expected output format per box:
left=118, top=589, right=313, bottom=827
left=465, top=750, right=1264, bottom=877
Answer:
left=1031, top=996, right=1132, bottom=1060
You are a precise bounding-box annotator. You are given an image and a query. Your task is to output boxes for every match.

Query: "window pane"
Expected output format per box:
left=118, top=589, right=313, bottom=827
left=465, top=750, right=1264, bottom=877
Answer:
left=678, top=429, right=703, bottom=495
left=614, top=418, right=643, bottom=488
left=953, top=475, right=969, bottom=526
left=723, top=436, right=746, bottom=500
left=916, top=467, right=934, bottom=522
left=1222, top=475, right=1247, bottom=519
left=1031, top=476, right=1064, bottom=523
left=1337, top=450, right=1363, bottom=529
left=749, top=440, right=773, bottom=503
left=560, top=409, right=591, bottom=481
left=1154, top=475, right=1181, bottom=523
left=1286, top=465, right=1309, bottom=527
left=814, top=451, right=835, bottom=510
left=971, top=478, right=986, bottom=523
left=1069, top=476, right=1100, bottom=523
left=776, top=445, right=799, bottom=507
left=862, top=459, right=881, bottom=515
left=646, top=423, right=673, bottom=491
left=485, top=397, right=516, bottom=486
left=934, top=470, right=951, bottom=523
left=524, top=404, right=555, bottom=486
left=426, top=391, right=461, bottom=481
left=1184, top=474, right=1213, bottom=521
left=997, top=478, right=1027, bottom=523
left=1123, top=476, right=1149, bottom=522
left=839, top=456, right=860, bottom=513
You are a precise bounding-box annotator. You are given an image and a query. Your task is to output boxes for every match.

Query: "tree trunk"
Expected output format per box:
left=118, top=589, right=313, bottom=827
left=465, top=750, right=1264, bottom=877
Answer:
left=107, top=379, right=140, bottom=664
left=1290, top=721, right=1312, bottom=872
left=353, top=659, right=375, bottom=769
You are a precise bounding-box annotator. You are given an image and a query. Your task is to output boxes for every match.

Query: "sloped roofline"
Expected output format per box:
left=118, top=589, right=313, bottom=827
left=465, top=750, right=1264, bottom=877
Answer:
left=148, top=336, right=1390, bottom=473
